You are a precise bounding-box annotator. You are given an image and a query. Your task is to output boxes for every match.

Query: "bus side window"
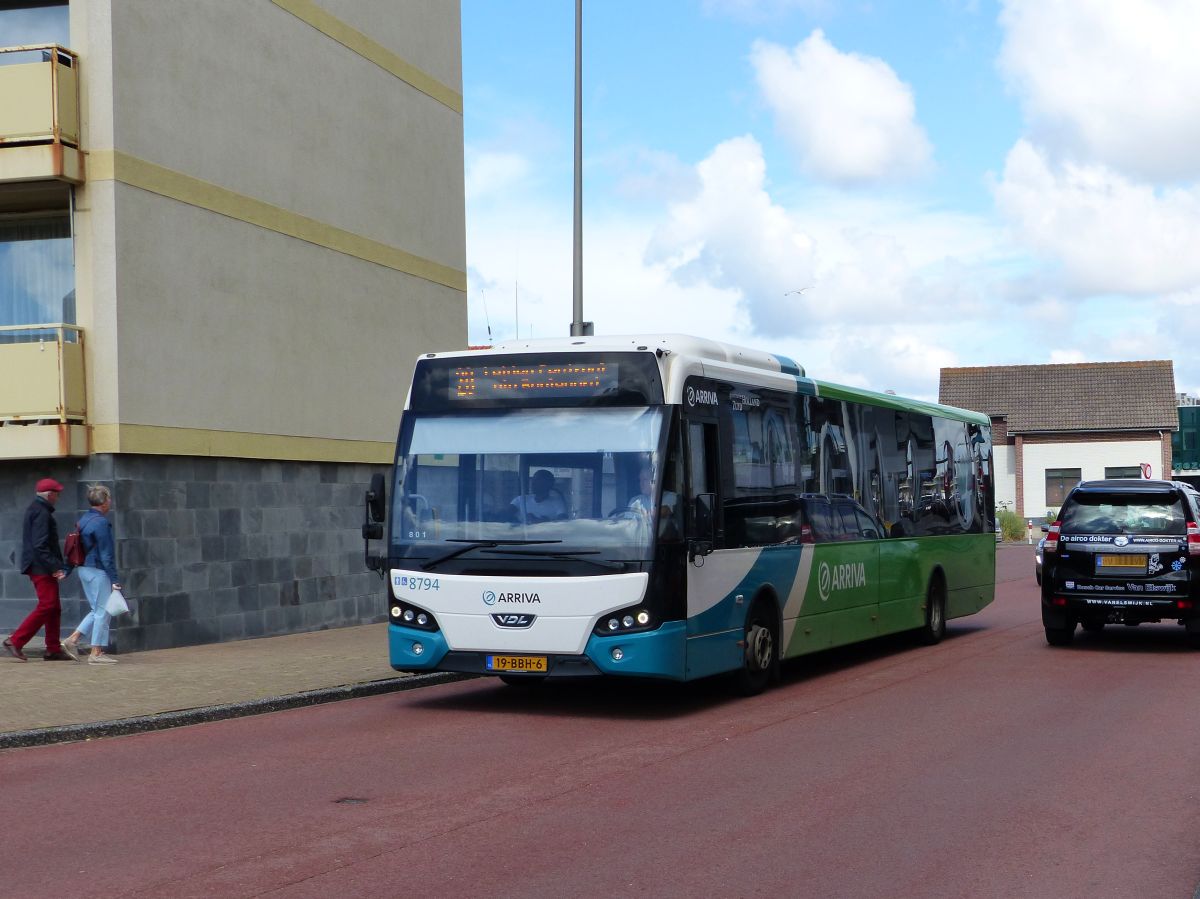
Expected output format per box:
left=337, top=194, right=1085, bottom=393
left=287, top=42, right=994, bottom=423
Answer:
left=854, top=508, right=882, bottom=540
left=687, top=420, right=720, bottom=543
left=836, top=502, right=859, bottom=541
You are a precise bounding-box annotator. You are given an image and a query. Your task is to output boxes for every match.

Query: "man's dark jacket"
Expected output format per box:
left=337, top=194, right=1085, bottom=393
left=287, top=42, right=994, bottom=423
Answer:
left=21, top=496, right=65, bottom=575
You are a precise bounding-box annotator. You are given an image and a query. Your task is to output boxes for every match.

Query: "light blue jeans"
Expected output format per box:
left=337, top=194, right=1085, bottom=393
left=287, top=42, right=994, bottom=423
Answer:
left=76, top=566, right=112, bottom=648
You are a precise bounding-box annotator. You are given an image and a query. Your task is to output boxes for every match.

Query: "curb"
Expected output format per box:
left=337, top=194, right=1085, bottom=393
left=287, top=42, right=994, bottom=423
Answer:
left=0, top=671, right=471, bottom=751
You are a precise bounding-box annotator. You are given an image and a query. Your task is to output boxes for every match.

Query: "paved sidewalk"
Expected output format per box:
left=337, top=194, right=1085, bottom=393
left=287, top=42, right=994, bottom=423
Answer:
left=0, top=624, right=457, bottom=749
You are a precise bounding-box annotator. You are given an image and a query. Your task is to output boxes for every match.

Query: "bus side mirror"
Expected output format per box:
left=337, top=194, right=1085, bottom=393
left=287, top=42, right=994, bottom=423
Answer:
left=367, top=473, right=387, bottom=523
left=689, top=493, right=716, bottom=561
left=364, top=473, right=388, bottom=577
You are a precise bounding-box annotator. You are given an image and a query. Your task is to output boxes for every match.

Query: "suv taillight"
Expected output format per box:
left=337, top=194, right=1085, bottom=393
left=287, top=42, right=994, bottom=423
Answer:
left=1187, top=521, right=1200, bottom=553
left=1044, top=520, right=1061, bottom=553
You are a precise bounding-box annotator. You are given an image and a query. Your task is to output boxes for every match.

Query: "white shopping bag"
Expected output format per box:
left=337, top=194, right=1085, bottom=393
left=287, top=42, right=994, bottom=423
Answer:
left=105, top=587, right=129, bottom=616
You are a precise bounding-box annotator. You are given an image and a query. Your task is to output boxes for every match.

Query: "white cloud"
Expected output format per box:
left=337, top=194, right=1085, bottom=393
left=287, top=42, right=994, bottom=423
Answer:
left=464, top=150, right=532, bottom=203
left=998, top=0, right=1200, bottom=181
left=609, top=149, right=701, bottom=205
left=465, top=138, right=1034, bottom=403
left=994, top=139, right=1200, bottom=295
left=751, top=30, right=932, bottom=185
left=644, top=135, right=818, bottom=334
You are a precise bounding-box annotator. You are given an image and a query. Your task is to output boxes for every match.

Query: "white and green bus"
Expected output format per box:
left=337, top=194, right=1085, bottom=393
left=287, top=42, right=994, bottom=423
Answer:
left=363, top=334, right=995, bottom=693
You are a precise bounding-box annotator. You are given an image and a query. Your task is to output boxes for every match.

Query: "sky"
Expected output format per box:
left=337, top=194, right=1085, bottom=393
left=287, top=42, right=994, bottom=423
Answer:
left=461, top=0, right=1200, bottom=402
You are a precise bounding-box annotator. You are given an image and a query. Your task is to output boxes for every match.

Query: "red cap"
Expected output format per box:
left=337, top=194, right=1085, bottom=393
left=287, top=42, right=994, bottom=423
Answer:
left=35, top=478, right=64, bottom=493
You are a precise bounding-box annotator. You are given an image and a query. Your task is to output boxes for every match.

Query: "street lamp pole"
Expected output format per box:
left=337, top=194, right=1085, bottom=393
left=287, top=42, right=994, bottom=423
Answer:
left=570, top=0, right=592, bottom=336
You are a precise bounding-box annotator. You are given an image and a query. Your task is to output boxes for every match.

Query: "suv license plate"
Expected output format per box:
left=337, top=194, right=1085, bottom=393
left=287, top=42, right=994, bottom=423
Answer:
left=1096, top=554, right=1146, bottom=572
left=486, top=655, right=547, bottom=673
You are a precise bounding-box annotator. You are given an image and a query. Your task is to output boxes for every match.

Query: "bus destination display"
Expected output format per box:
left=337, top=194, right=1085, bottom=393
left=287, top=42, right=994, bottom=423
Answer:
left=452, top=363, right=617, bottom=400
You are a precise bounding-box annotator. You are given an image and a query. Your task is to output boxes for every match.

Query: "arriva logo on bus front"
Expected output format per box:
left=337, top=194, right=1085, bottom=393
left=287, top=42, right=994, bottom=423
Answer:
left=482, top=590, right=542, bottom=605
left=817, top=561, right=867, bottom=602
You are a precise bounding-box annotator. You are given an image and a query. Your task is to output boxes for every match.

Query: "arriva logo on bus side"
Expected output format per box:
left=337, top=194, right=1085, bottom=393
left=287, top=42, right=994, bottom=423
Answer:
left=817, top=560, right=867, bottom=602
left=686, top=385, right=719, bottom=408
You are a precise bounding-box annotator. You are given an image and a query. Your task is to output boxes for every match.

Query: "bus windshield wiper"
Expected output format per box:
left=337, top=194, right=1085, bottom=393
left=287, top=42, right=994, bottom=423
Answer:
left=482, top=548, right=627, bottom=571
left=420, top=539, right=561, bottom=571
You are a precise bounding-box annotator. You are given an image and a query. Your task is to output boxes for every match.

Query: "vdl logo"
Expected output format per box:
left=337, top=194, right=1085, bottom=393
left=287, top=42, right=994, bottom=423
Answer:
left=482, top=590, right=498, bottom=606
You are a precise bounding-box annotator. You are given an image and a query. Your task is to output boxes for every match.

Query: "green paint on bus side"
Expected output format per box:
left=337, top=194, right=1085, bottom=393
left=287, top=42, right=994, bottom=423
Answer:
left=783, top=534, right=995, bottom=658
left=812, top=380, right=990, bottom=426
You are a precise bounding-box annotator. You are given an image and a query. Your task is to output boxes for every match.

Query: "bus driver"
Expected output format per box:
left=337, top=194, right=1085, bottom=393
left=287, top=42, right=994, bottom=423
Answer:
left=511, top=469, right=567, bottom=523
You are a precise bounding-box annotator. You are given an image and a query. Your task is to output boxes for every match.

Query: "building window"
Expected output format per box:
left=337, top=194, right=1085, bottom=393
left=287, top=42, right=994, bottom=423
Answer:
left=1104, top=466, right=1142, bottom=479
left=1045, top=468, right=1081, bottom=506
left=0, top=2, right=70, bottom=48
left=0, top=212, right=75, bottom=336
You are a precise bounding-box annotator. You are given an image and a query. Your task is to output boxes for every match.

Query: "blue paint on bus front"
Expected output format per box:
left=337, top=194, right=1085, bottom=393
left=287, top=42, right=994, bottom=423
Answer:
left=388, top=622, right=449, bottom=671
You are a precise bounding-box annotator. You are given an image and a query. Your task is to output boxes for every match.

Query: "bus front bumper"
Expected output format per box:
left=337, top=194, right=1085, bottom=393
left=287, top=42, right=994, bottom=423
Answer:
left=388, top=620, right=688, bottom=680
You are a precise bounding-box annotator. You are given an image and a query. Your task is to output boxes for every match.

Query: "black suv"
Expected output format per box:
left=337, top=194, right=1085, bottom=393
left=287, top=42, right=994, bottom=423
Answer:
left=1041, top=479, right=1200, bottom=647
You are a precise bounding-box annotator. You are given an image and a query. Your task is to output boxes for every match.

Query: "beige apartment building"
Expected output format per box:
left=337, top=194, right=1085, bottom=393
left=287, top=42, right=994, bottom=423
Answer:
left=0, top=0, right=466, bottom=648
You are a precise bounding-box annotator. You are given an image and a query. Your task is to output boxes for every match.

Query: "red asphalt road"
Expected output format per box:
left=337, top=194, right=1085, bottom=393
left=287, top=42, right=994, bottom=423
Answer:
left=3, top=544, right=1199, bottom=898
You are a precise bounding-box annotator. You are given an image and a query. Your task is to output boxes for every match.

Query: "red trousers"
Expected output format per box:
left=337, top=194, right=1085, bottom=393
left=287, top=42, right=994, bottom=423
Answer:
left=10, top=573, right=63, bottom=652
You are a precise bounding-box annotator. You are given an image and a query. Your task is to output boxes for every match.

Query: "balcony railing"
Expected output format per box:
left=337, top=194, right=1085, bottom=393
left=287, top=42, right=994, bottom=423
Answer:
left=0, top=44, right=83, bottom=184
left=0, top=324, right=88, bottom=458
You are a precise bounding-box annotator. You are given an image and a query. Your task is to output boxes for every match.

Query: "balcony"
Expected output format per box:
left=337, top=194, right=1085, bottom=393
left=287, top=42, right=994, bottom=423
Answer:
left=0, top=45, right=83, bottom=185
left=0, top=324, right=87, bottom=458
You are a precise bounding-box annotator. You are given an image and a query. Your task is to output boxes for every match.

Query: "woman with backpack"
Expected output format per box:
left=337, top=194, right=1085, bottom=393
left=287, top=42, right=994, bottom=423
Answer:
left=62, top=485, right=123, bottom=664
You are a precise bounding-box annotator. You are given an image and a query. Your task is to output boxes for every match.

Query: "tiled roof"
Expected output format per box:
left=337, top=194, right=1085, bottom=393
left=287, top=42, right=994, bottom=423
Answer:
left=939, top=361, right=1177, bottom=433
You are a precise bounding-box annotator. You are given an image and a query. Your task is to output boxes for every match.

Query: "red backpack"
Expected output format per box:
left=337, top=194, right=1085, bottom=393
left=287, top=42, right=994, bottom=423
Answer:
left=64, top=525, right=86, bottom=567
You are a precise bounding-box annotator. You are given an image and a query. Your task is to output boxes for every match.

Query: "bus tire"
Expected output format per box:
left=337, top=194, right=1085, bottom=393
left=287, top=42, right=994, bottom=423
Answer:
left=918, top=576, right=947, bottom=645
left=736, top=599, right=778, bottom=696
left=499, top=674, right=546, bottom=687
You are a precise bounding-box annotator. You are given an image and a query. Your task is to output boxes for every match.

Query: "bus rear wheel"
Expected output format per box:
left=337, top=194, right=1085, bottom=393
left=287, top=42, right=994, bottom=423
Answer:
left=918, top=577, right=946, bottom=645
left=736, top=601, right=777, bottom=696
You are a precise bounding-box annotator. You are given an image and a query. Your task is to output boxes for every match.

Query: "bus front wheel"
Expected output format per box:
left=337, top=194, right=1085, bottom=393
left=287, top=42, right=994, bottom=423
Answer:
left=736, top=600, right=778, bottom=696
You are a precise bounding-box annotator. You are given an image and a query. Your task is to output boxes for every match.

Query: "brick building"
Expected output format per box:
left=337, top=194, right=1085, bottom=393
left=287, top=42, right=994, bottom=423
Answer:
left=940, top=361, right=1178, bottom=520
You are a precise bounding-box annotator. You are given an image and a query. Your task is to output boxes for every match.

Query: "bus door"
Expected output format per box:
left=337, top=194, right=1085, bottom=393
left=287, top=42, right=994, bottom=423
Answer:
left=681, top=381, right=730, bottom=625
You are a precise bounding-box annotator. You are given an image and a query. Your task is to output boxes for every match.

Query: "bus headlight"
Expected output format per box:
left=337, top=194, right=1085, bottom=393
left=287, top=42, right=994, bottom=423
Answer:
left=390, top=601, right=440, bottom=632
left=595, top=606, right=656, bottom=636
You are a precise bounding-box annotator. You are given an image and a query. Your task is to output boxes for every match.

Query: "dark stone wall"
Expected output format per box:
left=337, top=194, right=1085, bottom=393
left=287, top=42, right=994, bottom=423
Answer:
left=0, top=454, right=389, bottom=651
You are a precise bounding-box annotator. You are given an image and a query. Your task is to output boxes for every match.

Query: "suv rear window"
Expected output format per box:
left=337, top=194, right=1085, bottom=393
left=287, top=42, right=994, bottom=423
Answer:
left=1059, top=492, right=1187, bottom=536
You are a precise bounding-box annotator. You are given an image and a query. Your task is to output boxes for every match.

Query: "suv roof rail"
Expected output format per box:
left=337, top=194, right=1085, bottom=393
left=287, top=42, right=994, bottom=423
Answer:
left=1076, top=478, right=1174, bottom=489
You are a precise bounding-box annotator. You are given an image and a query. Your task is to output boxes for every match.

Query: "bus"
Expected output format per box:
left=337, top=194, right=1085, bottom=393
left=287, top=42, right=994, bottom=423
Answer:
left=363, top=334, right=995, bottom=693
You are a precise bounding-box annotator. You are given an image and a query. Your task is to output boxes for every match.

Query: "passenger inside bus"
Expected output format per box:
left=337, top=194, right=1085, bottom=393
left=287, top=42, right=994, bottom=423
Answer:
left=626, top=463, right=680, bottom=537
left=510, top=469, right=568, bottom=523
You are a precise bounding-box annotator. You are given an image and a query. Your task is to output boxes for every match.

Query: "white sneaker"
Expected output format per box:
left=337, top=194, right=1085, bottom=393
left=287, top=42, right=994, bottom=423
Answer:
left=88, top=654, right=118, bottom=664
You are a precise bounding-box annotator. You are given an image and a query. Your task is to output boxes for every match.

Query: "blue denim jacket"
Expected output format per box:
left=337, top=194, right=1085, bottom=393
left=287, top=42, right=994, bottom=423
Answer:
left=78, top=508, right=121, bottom=585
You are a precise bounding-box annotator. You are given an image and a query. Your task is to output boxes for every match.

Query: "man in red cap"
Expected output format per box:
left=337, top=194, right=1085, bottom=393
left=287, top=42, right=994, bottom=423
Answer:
left=3, top=478, right=75, bottom=662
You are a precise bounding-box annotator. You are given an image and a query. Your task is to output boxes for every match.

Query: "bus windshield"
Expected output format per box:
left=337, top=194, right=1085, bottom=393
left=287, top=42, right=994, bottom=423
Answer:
left=391, top=406, right=678, bottom=563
